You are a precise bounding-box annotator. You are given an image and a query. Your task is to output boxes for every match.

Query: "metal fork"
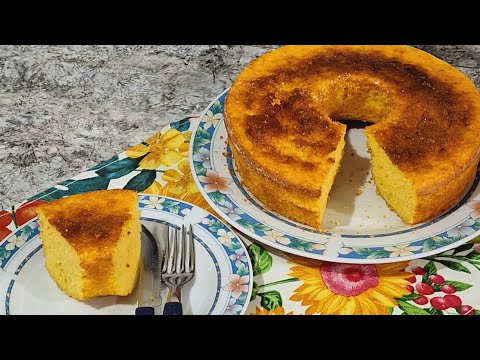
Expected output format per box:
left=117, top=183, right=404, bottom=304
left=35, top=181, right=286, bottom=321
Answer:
left=162, top=224, right=195, bottom=315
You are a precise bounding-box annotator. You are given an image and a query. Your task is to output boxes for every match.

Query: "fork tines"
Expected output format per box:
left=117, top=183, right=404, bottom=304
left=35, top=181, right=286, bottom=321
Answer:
left=163, top=224, right=195, bottom=275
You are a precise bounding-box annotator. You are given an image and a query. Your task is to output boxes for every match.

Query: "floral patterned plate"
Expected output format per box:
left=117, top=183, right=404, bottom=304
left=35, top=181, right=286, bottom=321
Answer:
left=191, top=89, right=480, bottom=264
left=0, top=195, right=253, bottom=315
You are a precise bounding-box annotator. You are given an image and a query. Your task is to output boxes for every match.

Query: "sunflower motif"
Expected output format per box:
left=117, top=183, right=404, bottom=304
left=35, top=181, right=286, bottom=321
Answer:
left=176, top=192, right=217, bottom=216
left=288, top=258, right=413, bottom=315
left=126, top=128, right=186, bottom=169
left=178, top=131, right=192, bottom=157
left=252, top=306, right=294, bottom=315
left=162, top=160, right=198, bottom=195
left=127, top=127, right=216, bottom=215
left=142, top=181, right=164, bottom=195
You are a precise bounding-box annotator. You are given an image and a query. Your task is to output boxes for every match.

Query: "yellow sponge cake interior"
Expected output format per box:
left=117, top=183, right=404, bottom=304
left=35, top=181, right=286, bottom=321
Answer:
left=36, top=189, right=141, bottom=301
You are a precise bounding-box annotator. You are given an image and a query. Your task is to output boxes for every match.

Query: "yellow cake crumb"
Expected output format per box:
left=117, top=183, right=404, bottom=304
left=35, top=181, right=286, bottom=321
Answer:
left=36, top=190, right=141, bottom=301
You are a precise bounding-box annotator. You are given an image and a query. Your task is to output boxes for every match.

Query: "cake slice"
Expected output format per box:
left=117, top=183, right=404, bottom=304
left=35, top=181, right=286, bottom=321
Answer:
left=230, top=119, right=346, bottom=229
left=36, top=189, right=141, bottom=301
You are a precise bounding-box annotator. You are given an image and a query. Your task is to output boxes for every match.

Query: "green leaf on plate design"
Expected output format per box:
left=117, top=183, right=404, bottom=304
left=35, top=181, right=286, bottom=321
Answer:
left=259, top=290, right=282, bottom=311
left=96, top=156, right=145, bottom=180
left=353, top=248, right=391, bottom=259
left=423, top=236, right=456, bottom=252
left=367, top=250, right=392, bottom=259
left=208, top=219, right=225, bottom=233
left=170, top=118, right=191, bottom=133
left=193, top=127, right=212, bottom=152
left=237, top=264, right=250, bottom=277
left=251, top=282, right=259, bottom=301
left=443, top=280, right=473, bottom=291
left=225, top=241, right=243, bottom=251
left=210, top=101, right=223, bottom=115
left=474, top=219, right=480, bottom=229
left=353, top=248, right=371, bottom=256
left=252, top=223, right=270, bottom=232
left=396, top=300, right=430, bottom=315
left=434, top=259, right=471, bottom=274
left=289, top=238, right=313, bottom=252
left=194, top=162, right=207, bottom=176
left=123, top=170, right=157, bottom=192
left=422, top=261, right=437, bottom=283
left=237, top=219, right=269, bottom=233
left=248, top=243, right=273, bottom=276
left=238, top=220, right=255, bottom=233
left=21, top=226, right=34, bottom=240
left=162, top=200, right=181, bottom=215
left=209, top=191, right=225, bottom=205
left=208, top=219, right=224, bottom=233
left=354, top=248, right=392, bottom=259
left=0, top=248, right=11, bottom=261
left=452, top=243, right=474, bottom=255
left=66, top=176, right=112, bottom=195
left=237, top=291, right=248, bottom=304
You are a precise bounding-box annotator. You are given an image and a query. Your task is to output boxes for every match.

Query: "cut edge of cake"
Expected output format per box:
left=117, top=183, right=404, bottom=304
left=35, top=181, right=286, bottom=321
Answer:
left=230, top=125, right=346, bottom=229
left=36, top=189, right=141, bottom=301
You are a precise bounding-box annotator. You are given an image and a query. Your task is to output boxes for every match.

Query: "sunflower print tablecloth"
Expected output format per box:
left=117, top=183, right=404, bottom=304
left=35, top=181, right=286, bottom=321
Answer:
left=2, top=116, right=480, bottom=316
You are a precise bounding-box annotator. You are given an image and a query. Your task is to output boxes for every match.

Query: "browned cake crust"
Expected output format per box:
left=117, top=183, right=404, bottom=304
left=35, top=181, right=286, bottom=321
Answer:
left=225, top=45, right=480, bottom=226
left=37, top=189, right=138, bottom=293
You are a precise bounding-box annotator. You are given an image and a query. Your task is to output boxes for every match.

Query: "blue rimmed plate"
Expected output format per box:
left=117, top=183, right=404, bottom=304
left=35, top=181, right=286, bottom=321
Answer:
left=0, top=195, right=253, bottom=315
left=190, top=89, right=480, bottom=264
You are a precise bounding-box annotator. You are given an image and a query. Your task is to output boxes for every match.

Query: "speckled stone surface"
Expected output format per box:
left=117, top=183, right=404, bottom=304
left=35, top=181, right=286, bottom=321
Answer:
left=1, top=45, right=479, bottom=210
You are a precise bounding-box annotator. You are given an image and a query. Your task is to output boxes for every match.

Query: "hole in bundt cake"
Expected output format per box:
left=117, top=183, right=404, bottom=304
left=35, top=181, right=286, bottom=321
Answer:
left=337, top=120, right=374, bottom=129
left=322, top=129, right=370, bottom=228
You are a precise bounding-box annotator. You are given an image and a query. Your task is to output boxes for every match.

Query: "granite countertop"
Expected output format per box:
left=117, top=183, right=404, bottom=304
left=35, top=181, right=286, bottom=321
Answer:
left=1, top=45, right=479, bottom=210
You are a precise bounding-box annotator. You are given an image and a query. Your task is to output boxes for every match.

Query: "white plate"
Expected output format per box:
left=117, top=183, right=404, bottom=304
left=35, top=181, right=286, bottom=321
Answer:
left=190, top=89, right=480, bottom=264
left=0, top=195, right=253, bottom=315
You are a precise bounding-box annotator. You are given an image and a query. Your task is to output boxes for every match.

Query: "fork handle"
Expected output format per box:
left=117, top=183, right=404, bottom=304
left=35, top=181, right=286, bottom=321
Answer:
left=163, top=302, right=183, bottom=315
left=135, top=307, right=155, bottom=315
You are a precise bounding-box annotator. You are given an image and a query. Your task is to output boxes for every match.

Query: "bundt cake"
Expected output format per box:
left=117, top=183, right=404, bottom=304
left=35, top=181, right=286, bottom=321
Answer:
left=225, top=45, right=480, bottom=228
left=36, top=189, right=141, bottom=300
